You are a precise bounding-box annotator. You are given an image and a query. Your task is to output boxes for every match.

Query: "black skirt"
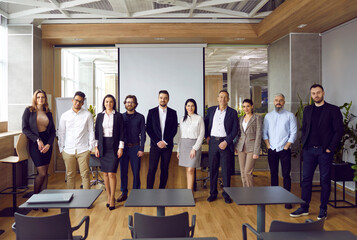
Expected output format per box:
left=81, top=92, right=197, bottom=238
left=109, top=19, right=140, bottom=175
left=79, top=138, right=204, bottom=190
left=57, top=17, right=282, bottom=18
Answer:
left=100, top=137, right=119, bottom=173
left=28, top=131, right=52, bottom=167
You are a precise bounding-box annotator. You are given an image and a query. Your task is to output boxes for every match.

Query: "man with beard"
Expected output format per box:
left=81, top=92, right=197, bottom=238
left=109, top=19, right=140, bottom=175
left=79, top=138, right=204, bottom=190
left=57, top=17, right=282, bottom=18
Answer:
left=146, top=90, right=178, bottom=189
left=290, top=84, right=343, bottom=220
left=58, top=91, right=95, bottom=189
left=263, top=93, right=297, bottom=209
left=117, top=95, right=146, bottom=202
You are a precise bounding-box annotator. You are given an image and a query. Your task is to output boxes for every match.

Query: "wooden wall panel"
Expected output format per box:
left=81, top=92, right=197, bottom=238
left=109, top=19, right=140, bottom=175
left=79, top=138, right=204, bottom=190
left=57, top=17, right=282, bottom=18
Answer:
left=0, top=122, right=7, bottom=133
left=205, top=75, right=223, bottom=108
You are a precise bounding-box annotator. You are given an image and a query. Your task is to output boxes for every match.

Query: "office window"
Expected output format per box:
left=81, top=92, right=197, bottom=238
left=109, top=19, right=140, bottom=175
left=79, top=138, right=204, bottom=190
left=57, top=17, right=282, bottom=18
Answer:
left=61, top=49, right=79, bottom=98
left=0, top=16, right=7, bottom=121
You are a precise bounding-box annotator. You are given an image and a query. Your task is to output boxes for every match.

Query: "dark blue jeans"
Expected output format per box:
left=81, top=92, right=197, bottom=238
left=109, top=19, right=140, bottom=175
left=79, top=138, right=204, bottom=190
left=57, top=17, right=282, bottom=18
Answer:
left=301, top=146, right=333, bottom=211
left=120, top=145, right=141, bottom=195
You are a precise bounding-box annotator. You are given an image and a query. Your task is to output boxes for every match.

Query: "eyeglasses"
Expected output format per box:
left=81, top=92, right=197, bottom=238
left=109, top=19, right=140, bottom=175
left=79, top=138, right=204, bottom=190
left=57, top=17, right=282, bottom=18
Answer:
left=73, top=98, right=84, bottom=104
left=125, top=101, right=135, bottom=105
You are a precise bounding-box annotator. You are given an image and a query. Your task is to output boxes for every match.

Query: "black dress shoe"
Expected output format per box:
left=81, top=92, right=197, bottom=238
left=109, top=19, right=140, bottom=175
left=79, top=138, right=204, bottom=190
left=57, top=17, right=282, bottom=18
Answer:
left=207, top=195, right=217, bottom=202
left=106, top=203, right=109, bottom=208
left=285, top=204, right=293, bottom=209
left=109, top=206, right=115, bottom=211
left=42, top=208, right=48, bottom=212
left=116, top=194, right=127, bottom=202
left=223, top=195, right=232, bottom=204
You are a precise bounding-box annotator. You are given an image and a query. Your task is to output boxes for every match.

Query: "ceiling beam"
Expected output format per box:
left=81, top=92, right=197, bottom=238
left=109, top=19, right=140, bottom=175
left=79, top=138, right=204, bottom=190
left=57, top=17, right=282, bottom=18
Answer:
left=60, top=0, right=101, bottom=9
left=132, top=6, right=188, bottom=17
left=0, top=8, right=9, bottom=18
left=0, top=0, right=52, bottom=8
left=196, top=0, right=243, bottom=8
left=198, top=7, right=248, bottom=17
left=69, top=7, right=128, bottom=17
left=119, top=0, right=130, bottom=17
left=9, top=7, right=53, bottom=19
left=188, top=0, right=197, bottom=17
left=49, top=0, right=70, bottom=18
left=248, top=0, right=269, bottom=17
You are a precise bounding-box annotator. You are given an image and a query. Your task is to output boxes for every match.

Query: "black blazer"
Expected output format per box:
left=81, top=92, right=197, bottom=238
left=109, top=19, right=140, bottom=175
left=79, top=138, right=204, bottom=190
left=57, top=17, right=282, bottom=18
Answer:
left=205, top=105, right=239, bottom=152
left=146, top=106, right=178, bottom=148
left=22, top=107, right=56, bottom=145
left=95, top=111, right=124, bottom=157
left=301, top=102, right=344, bottom=152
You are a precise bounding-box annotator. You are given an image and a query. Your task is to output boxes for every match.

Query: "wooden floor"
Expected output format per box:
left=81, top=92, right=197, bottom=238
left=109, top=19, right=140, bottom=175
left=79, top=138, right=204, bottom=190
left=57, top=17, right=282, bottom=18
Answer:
left=1, top=157, right=357, bottom=240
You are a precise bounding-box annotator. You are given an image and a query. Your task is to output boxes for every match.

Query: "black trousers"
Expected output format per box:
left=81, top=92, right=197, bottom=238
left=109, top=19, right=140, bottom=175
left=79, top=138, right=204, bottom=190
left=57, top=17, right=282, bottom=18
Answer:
left=208, top=138, right=233, bottom=197
left=267, top=148, right=291, bottom=191
left=146, top=145, right=173, bottom=189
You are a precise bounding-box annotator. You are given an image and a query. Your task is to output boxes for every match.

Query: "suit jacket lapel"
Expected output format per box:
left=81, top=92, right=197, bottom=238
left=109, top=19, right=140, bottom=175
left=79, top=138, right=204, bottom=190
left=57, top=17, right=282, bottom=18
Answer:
left=246, top=114, right=256, bottom=131
left=113, top=111, right=118, bottom=138
left=155, top=107, right=162, bottom=136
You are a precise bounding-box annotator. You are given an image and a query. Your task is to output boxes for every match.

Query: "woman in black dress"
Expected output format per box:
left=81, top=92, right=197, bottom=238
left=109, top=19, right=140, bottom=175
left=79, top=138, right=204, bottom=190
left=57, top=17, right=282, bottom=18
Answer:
left=22, top=89, right=56, bottom=196
left=95, top=94, right=124, bottom=210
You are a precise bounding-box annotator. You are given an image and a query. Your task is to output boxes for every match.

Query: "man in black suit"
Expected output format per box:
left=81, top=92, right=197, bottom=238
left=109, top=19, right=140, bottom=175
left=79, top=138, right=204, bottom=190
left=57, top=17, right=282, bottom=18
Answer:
left=146, top=90, right=178, bottom=189
left=290, top=84, right=343, bottom=220
left=205, top=90, right=239, bottom=203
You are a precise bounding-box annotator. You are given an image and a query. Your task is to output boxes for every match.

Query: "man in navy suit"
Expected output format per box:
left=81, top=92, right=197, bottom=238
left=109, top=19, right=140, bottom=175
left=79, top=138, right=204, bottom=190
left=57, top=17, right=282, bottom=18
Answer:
left=205, top=90, right=239, bottom=203
left=290, top=84, right=343, bottom=220
left=146, top=90, right=178, bottom=189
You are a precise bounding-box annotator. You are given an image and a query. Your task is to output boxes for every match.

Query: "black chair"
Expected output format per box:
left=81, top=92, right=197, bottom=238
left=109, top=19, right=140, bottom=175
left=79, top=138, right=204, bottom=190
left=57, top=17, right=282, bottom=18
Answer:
left=89, top=154, right=104, bottom=187
left=12, top=212, right=90, bottom=240
left=242, top=219, right=324, bottom=240
left=128, top=212, right=196, bottom=238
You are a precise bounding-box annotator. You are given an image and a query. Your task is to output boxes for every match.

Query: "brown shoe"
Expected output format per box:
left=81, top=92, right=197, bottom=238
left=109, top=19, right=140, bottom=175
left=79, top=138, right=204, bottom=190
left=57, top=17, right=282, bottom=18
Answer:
left=116, top=194, right=127, bottom=202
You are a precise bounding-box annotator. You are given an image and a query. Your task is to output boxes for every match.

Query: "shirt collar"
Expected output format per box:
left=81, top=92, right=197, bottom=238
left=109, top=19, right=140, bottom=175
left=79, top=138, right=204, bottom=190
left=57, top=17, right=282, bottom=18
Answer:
left=216, top=106, right=227, bottom=113
left=71, top=108, right=83, bottom=114
left=159, top=107, right=167, bottom=113
left=102, top=110, right=116, bottom=115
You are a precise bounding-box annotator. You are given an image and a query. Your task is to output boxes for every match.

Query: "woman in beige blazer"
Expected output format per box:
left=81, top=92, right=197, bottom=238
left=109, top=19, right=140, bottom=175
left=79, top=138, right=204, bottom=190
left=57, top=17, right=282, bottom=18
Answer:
left=235, top=99, right=262, bottom=187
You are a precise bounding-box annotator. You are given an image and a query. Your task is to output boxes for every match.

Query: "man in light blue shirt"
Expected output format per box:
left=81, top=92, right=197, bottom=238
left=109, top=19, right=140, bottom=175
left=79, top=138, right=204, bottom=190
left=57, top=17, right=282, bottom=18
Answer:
left=263, top=93, right=297, bottom=209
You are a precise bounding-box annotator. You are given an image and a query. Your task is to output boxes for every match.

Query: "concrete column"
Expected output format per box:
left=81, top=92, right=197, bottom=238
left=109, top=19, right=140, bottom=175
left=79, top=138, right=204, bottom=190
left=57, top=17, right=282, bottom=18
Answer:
left=268, top=33, right=321, bottom=182
left=227, top=60, right=250, bottom=110
left=252, top=86, right=262, bottom=108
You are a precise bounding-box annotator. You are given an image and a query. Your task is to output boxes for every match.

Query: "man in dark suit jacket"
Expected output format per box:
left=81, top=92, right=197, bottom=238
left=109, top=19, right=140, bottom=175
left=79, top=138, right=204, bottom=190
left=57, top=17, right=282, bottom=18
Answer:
left=205, top=90, right=239, bottom=203
left=290, top=84, right=343, bottom=220
left=146, top=90, right=178, bottom=189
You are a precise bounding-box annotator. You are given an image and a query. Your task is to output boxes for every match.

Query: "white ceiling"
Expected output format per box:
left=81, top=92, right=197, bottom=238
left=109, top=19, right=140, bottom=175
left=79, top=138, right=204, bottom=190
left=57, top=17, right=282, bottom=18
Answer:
left=0, top=0, right=284, bottom=24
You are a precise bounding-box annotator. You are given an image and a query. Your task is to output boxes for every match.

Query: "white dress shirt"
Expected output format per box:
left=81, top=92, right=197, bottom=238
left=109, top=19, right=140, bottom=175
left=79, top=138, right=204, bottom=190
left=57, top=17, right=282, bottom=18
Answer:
left=95, top=110, right=124, bottom=149
left=159, top=107, right=167, bottom=141
left=210, top=107, right=227, bottom=137
left=178, top=114, right=205, bottom=151
left=58, top=108, right=95, bottom=154
left=242, top=119, right=249, bottom=132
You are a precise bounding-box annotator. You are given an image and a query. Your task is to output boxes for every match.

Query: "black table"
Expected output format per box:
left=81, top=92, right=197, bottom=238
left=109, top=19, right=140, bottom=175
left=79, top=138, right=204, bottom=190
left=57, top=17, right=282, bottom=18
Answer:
left=19, top=189, right=102, bottom=213
left=260, top=231, right=357, bottom=240
left=124, top=189, right=195, bottom=216
left=224, top=186, right=305, bottom=233
left=123, top=238, right=217, bottom=240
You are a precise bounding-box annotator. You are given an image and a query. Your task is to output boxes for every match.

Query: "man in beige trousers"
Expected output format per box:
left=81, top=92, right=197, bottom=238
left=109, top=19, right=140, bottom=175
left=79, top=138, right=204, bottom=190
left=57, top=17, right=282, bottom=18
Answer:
left=58, top=91, right=95, bottom=189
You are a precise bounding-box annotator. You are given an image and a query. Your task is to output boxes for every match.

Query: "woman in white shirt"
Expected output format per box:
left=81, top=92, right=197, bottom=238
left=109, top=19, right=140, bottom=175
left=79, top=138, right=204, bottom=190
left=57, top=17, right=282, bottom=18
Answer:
left=235, top=99, right=262, bottom=187
left=95, top=94, right=124, bottom=210
left=177, top=99, right=205, bottom=191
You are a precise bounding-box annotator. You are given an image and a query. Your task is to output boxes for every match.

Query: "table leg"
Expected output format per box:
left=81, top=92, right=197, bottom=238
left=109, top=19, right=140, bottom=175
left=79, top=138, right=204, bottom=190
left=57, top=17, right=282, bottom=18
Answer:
left=157, top=206, right=165, bottom=216
left=12, top=163, right=17, bottom=215
left=61, top=208, right=70, bottom=214
left=257, top=204, right=265, bottom=233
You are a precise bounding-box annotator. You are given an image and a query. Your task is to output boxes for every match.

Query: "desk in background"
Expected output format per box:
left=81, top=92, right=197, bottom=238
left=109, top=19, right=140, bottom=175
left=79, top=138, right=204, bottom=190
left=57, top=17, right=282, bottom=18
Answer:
left=260, top=231, right=357, bottom=240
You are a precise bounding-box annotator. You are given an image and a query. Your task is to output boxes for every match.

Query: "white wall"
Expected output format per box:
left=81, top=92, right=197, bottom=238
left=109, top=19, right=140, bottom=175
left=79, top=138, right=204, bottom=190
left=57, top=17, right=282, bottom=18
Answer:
left=322, top=18, right=357, bottom=189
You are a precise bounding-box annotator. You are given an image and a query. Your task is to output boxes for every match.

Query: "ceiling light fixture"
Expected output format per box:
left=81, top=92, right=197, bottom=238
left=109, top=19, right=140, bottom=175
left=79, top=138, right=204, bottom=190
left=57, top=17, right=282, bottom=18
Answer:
left=154, top=37, right=166, bottom=40
left=234, top=38, right=246, bottom=41
left=297, top=24, right=307, bottom=28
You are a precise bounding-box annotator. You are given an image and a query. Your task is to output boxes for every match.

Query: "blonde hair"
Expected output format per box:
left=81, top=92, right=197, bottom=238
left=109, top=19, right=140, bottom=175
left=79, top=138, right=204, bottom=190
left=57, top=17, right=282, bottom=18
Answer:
left=29, top=89, right=50, bottom=113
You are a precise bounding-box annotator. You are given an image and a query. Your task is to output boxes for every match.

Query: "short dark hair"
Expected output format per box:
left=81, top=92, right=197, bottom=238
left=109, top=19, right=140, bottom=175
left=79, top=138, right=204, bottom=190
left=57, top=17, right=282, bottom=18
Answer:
left=158, top=90, right=169, bottom=98
left=310, top=84, right=324, bottom=91
left=102, top=94, right=117, bottom=112
left=242, top=99, right=254, bottom=106
left=124, top=95, right=138, bottom=108
left=73, top=91, right=86, bottom=100
left=219, top=90, right=229, bottom=97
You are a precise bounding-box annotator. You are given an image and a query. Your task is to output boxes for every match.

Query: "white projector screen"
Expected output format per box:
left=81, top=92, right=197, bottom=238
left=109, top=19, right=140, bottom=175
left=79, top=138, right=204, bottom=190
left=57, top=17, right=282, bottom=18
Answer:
left=118, top=44, right=205, bottom=121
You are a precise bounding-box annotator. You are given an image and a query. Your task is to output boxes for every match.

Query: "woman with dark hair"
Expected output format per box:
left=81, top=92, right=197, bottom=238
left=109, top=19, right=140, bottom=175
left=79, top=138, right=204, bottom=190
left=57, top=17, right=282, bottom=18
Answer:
left=22, top=89, right=56, bottom=208
left=177, top=98, right=205, bottom=191
left=95, top=94, right=124, bottom=210
left=235, top=99, right=262, bottom=187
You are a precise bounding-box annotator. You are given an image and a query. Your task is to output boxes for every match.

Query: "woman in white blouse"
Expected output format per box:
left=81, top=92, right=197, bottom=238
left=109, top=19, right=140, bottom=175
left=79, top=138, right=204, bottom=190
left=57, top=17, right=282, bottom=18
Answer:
left=235, top=99, right=262, bottom=187
left=177, top=99, right=205, bottom=191
left=95, top=94, right=124, bottom=210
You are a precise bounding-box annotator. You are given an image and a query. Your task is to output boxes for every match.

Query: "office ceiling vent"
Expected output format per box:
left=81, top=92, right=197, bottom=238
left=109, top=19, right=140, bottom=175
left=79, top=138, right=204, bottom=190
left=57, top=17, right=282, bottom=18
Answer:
left=156, top=0, right=176, bottom=5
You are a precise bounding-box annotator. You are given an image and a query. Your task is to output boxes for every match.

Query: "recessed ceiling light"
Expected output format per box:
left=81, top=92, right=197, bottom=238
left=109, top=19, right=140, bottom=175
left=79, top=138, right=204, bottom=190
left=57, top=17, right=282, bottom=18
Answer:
left=234, top=38, right=246, bottom=41
left=154, top=37, right=165, bottom=40
left=297, top=24, right=307, bottom=29
left=73, top=38, right=83, bottom=41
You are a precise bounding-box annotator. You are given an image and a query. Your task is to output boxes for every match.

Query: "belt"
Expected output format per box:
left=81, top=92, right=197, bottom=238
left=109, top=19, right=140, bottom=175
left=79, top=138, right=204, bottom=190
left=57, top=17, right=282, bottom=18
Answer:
left=211, top=136, right=225, bottom=141
left=126, top=142, right=140, bottom=147
left=309, top=146, right=322, bottom=149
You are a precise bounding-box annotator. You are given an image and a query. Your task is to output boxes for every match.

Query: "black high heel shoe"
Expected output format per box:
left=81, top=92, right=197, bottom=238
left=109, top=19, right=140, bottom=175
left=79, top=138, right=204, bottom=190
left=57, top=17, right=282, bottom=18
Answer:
left=106, top=203, right=109, bottom=208
left=109, top=205, right=115, bottom=211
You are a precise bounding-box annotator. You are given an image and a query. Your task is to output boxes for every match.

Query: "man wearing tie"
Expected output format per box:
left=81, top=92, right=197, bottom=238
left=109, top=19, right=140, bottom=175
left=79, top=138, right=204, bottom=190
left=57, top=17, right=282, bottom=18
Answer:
left=205, top=90, right=239, bottom=203
left=146, top=90, right=178, bottom=189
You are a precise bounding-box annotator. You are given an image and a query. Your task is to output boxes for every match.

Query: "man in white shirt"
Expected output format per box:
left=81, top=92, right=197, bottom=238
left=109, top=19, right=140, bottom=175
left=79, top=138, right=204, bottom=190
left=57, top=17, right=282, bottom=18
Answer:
left=263, top=93, right=297, bottom=209
left=146, top=90, right=178, bottom=189
left=58, top=91, right=95, bottom=189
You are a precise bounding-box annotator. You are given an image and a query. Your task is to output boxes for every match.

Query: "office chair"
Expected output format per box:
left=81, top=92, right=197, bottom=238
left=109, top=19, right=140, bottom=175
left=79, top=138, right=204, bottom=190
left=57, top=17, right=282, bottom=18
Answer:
left=12, top=212, right=90, bottom=240
left=242, top=219, right=325, bottom=240
left=89, top=154, right=104, bottom=188
left=128, top=212, right=196, bottom=238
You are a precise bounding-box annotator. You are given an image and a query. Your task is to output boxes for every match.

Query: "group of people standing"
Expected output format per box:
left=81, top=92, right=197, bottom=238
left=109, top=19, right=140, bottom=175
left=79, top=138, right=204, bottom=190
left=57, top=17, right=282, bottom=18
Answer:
left=22, top=84, right=343, bottom=219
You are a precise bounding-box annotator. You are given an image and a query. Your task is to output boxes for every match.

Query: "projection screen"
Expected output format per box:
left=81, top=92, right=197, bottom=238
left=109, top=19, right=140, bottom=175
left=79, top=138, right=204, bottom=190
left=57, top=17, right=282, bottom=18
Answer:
left=117, top=44, right=206, bottom=121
